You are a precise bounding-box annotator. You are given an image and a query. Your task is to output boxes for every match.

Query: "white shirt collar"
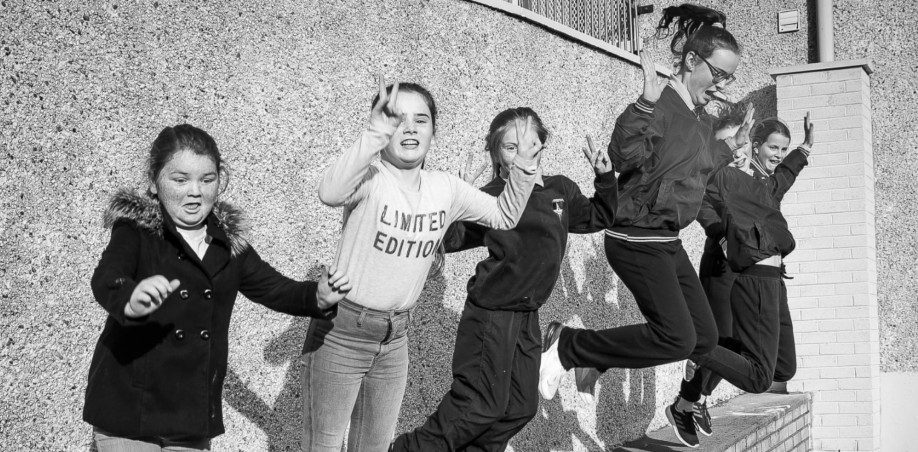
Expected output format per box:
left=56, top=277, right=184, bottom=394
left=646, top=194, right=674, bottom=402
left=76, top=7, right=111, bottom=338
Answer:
left=668, top=78, right=696, bottom=112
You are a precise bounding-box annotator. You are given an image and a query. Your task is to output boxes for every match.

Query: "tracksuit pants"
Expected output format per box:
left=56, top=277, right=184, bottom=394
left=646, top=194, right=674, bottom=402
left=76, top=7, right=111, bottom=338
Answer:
left=557, top=237, right=718, bottom=371
left=392, top=301, right=540, bottom=452
left=680, top=265, right=797, bottom=401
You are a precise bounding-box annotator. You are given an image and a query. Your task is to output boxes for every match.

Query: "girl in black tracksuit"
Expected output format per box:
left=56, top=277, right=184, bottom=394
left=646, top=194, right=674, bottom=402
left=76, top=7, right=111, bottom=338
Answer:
left=392, top=108, right=617, bottom=451
left=675, top=116, right=813, bottom=445
left=539, top=4, right=753, bottom=401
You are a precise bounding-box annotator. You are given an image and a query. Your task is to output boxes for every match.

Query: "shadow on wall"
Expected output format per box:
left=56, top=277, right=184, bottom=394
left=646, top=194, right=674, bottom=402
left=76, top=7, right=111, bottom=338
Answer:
left=398, top=273, right=456, bottom=434
left=740, top=84, right=778, bottom=121
left=219, top=239, right=661, bottom=451
left=222, top=264, right=326, bottom=451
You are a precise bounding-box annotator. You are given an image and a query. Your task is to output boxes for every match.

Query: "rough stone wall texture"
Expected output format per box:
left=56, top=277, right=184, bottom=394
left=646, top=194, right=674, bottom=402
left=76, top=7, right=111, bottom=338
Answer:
left=829, top=0, right=918, bottom=373
left=0, top=0, right=720, bottom=450
left=2, top=0, right=914, bottom=450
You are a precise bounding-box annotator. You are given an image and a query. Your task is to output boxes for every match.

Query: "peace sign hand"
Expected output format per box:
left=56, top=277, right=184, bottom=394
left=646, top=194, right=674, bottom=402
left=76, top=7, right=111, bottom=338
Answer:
left=639, top=51, right=669, bottom=103
left=582, top=135, right=613, bottom=175
left=369, top=74, right=403, bottom=133
left=802, top=112, right=816, bottom=149
left=515, top=116, right=544, bottom=161
left=459, top=152, right=488, bottom=185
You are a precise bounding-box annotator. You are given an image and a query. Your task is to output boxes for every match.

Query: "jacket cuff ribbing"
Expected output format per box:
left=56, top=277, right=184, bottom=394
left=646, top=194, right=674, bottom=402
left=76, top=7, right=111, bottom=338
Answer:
left=634, top=96, right=656, bottom=116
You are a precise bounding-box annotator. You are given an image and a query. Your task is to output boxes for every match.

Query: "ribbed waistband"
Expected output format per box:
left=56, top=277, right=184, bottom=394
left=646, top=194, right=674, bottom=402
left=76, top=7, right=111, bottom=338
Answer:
left=606, top=226, right=679, bottom=242
left=739, top=265, right=783, bottom=279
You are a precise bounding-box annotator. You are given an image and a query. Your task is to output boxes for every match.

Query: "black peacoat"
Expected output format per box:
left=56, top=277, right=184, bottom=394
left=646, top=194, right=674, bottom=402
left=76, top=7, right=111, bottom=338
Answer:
left=84, top=189, right=331, bottom=441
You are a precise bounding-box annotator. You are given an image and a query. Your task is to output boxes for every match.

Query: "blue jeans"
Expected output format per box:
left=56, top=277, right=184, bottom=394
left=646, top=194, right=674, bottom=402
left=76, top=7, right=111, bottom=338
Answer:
left=301, top=299, right=411, bottom=452
left=93, top=429, right=210, bottom=451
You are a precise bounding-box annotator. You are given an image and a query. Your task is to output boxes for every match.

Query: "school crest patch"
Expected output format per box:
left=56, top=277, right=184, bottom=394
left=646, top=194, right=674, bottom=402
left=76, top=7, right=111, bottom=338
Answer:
left=552, top=198, right=564, bottom=219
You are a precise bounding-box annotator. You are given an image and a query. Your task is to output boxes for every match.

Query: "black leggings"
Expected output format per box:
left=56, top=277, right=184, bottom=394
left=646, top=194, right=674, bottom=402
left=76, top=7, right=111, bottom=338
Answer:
left=558, top=237, right=718, bottom=370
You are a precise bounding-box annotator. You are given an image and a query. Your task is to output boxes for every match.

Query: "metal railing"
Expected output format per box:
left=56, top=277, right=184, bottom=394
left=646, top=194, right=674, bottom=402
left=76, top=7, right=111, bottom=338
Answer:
left=510, top=0, right=641, bottom=53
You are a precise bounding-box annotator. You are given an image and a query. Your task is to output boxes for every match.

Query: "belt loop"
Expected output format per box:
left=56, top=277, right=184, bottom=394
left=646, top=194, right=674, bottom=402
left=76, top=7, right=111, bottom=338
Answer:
left=357, top=309, right=366, bottom=327
left=382, top=313, right=393, bottom=344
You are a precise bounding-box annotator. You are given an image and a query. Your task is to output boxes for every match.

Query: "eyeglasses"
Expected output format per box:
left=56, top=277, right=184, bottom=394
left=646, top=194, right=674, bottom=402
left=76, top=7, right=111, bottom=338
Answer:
left=698, top=56, right=736, bottom=85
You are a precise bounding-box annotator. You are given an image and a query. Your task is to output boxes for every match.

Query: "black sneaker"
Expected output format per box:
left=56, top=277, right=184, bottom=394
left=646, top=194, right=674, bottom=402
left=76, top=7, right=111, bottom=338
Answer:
left=666, top=400, right=700, bottom=448
left=693, top=400, right=713, bottom=437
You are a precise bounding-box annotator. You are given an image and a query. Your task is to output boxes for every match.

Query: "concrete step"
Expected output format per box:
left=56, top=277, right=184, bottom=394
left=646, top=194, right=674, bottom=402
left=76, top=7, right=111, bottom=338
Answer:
left=613, top=392, right=812, bottom=452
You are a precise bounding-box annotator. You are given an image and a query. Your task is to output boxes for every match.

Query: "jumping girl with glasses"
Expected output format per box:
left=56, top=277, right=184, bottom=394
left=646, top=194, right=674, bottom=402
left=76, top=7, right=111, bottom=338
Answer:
left=539, top=3, right=754, bottom=409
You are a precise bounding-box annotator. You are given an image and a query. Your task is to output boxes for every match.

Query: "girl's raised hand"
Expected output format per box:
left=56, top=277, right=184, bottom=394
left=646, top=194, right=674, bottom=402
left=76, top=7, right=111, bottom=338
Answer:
left=459, top=152, right=488, bottom=185
left=639, top=51, right=669, bottom=103
left=731, top=103, right=756, bottom=151
left=369, top=74, right=403, bottom=132
left=515, top=116, right=544, bottom=161
left=803, top=112, right=816, bottom=149
left=126, top=276, right=180, bottom=318
left=582, top=134, right=613, bottom=175
left=317, top=265, right=351, bottom=310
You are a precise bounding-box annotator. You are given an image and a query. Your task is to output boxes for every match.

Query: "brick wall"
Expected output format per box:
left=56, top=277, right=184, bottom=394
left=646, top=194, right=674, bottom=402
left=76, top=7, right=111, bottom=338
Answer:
left=771, top=60, right=880, bottom=451
left=727, top=394, right=813, bottom=452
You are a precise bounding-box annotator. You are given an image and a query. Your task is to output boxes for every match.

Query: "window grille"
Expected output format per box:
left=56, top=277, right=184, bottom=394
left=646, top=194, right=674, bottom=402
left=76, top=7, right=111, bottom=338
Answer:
left=508, top=0, right=641, bottom=53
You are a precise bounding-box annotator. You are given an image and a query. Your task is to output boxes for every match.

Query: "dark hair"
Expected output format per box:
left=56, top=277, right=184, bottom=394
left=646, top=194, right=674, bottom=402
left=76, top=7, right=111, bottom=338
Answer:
left=751, top=118, right=791, bottom=146
left=371, top=82, right=438, bottom=132
left=656, top=4, right=740, bottom=69
left=485, top=107, right=549, bottom=179
left=147, top=124, right=226, bottom=191
left=713, top=101, right=746, bottom=132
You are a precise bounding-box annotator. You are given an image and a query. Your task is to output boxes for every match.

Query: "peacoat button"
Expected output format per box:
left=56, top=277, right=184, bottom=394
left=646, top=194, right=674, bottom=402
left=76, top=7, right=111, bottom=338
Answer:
left=200, top=330, right=210, bottom=341
left=174, top=329, right=185, bottom=340
left=179, top=289, right=190, bottom=300
left=203, top=289, right=213, bottom=300
left=177, top=252, right=186, bottom=261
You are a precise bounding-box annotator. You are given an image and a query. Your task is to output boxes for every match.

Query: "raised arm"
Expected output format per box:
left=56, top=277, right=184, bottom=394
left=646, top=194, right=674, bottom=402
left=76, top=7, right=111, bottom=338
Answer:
left=318, top=77, right=402, bottom=206
left=568, top=135, right=618, bottom=233
left=449, top=117, right=541, bottom=230
left=771, top=113, right=815, bottom=201
left=608, top=52, right=668, bottom=172
left=711, top=104, right=757, bottom=174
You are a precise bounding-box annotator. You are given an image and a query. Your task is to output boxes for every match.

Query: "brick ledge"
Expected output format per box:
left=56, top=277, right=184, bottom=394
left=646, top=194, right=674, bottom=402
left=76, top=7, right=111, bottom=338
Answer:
left=769, top=59, right=875, bottom=77
left=613, top=392, right=812, bottom=452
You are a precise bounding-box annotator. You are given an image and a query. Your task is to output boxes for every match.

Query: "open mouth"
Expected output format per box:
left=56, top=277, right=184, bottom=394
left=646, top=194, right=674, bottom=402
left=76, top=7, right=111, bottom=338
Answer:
left=183, top=202, right=201, bottom=212
left=400, top=139, right=419, bottom=150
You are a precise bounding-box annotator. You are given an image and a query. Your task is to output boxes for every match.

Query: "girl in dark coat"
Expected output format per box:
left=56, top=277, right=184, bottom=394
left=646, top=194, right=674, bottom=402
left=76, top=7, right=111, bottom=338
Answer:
left=84, top=124, right=350, bottom=450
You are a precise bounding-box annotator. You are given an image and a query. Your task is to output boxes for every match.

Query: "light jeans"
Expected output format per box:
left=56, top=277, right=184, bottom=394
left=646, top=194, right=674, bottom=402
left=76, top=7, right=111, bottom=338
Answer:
left=93, top=429, right=210, bottom=451
left=301, top=299, right=411, bottom=452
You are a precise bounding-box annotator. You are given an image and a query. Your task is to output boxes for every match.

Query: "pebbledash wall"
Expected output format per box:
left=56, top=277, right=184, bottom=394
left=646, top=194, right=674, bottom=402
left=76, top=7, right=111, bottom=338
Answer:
left=0, top=0, right=913, bottom=451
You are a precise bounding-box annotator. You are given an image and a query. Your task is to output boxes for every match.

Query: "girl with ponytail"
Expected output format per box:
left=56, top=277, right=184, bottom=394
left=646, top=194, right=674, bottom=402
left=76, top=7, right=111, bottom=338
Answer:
left=539, top=3, right=754, bottom=437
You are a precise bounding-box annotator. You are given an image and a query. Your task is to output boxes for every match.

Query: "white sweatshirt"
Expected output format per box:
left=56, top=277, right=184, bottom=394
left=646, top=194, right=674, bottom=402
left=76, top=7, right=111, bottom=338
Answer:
left=319, top=123, right=538, bottom=310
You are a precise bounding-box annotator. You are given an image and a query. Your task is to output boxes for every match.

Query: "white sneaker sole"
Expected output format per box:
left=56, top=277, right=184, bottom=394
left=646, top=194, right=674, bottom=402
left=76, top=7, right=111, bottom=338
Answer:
left=665, top=406, right=700, bottom=449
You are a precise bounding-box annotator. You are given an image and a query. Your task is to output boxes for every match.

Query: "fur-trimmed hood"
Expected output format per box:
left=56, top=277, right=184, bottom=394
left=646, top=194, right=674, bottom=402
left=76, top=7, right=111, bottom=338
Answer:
left=103, top=188, right=250, bottom=257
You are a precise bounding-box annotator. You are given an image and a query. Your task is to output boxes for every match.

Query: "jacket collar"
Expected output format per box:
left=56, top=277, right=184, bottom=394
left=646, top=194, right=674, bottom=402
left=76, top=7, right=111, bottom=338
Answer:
left=103, top=189, right=250, bottom=258
left=750, top=157, right=772, bottom=179
left=668, top=78, right=698, bottom=113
